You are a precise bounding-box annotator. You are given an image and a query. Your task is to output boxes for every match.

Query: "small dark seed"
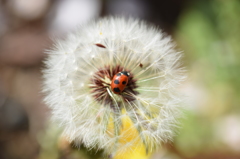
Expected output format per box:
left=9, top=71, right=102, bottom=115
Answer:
left=95, top=43, right=106, bottom=48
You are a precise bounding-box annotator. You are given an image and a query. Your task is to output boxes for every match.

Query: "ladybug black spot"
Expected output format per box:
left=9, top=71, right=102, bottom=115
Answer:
left=114, top=80, right=120, bottom=84
left=113, top=87, right=121, bottom=93
left=122, top=81, right=126, bottom=85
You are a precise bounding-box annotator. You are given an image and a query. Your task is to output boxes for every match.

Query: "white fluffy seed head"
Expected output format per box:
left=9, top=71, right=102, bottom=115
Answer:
left=42, top=17, right=185, bottom=155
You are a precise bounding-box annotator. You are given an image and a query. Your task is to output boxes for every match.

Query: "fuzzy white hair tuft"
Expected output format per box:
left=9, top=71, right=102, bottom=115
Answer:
left=42, top=16, right=185, bottom=156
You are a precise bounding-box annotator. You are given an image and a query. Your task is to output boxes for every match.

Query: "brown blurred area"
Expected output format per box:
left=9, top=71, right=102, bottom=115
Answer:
left=1, top=0, right=240, bottom=159
left=0, top=0, right=53, bottom=158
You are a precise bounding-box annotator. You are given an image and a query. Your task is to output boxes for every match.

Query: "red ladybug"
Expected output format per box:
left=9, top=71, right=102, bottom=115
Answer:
left=111, top=71, right=130, bottom=94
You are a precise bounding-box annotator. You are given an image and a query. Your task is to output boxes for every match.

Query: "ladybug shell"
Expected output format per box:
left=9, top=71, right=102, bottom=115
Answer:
left=111, top=71, right=130, bottom=94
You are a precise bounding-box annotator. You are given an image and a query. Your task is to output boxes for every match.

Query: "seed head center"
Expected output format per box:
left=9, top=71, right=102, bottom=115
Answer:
left=89, top=65, right=139, bottom=109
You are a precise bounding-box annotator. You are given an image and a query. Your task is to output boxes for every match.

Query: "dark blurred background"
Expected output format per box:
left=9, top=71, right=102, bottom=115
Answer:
left=0, top=0, right=240, bottom=159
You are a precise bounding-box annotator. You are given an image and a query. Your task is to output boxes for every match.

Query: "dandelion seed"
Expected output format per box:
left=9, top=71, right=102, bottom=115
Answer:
left=42, top=17, right=185, bottom=158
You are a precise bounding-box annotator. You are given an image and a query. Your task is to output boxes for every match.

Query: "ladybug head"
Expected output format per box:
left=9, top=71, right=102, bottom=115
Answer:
left=121, top=71, right=130, bottom=77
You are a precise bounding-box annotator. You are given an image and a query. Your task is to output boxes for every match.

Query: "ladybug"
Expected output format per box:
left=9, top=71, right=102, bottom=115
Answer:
left=111, top=71, right=130, bottom=94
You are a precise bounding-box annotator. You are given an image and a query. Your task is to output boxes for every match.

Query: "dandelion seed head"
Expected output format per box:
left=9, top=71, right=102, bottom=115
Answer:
left=43, top=17, right=185, bottom=155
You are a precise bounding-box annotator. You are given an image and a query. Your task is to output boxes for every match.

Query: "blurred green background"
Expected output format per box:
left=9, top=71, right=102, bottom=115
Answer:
left=0, top=0, right=240, bottom=159
left=174, top=0, right=240, bottom=159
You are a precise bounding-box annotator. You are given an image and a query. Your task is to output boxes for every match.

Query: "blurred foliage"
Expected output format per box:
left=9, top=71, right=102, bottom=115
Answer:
left=38, top=123, right=104, bottom=159
left=177, top=0, right=240, bottom=103
left=174, top=0, right=240, bottom=158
